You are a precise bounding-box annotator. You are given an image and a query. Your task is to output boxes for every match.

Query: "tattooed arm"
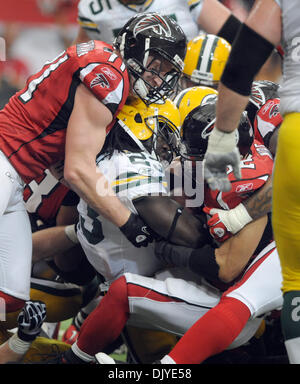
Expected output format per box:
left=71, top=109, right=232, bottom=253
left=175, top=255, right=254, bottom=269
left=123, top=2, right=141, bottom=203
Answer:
left=243, top=177, right=272, bottom=220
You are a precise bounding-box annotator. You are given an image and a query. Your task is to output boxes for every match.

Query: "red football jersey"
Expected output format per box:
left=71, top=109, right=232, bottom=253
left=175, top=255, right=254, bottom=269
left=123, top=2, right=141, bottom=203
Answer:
left=0, top=40, right=130, bottom=183
left=204, top=140, right=274, bottom=290
left=254, top=98, right=282, bottom=146
left=23, top=170, right=70, bottom=225
left=205, top=140, right=274, bottom=210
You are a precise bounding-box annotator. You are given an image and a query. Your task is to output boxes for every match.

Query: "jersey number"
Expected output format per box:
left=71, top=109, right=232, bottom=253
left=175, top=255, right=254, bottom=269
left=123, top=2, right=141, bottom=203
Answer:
left=19, top=52, right=69, bottom=103
left=89, top=0, right=112, bottom=15
left=80, top=206, right=104, bottom=245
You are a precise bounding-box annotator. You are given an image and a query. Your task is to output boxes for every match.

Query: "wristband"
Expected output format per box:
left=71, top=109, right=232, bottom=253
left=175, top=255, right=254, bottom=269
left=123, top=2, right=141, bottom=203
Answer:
left=189, top=244, right=220, bottom=281
left=65, top=224, right=79, bottom=244
left=221, top=24, right=275, bottom=96
left=226, top=203, right=252, bottom=234
left=8, top=333, right=31, bottom=355
left=217, top=14, right=242, bottom=44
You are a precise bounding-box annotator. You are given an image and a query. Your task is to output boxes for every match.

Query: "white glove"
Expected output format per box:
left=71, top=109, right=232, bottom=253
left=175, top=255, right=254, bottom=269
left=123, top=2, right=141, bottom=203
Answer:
left=206, top=203, right=253, bottom=237
left=204, top=128, right=241, bottom=192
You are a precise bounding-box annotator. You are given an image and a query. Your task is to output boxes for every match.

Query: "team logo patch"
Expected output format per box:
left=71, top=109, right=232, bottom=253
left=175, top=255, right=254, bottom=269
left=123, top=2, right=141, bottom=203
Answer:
left=269, top=103, right=280, bottom=119
left=91, top=73, right=110, bottom=89
left=236, top=183, right=253, bottom=193
left=133, top=14, right=171, bottom=38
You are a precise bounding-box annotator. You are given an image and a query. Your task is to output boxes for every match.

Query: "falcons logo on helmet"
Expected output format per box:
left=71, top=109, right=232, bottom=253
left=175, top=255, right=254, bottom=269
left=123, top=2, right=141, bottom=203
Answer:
left=250, top=85, right=267, bottom=108
left=133, top=14, right=172, bottom=38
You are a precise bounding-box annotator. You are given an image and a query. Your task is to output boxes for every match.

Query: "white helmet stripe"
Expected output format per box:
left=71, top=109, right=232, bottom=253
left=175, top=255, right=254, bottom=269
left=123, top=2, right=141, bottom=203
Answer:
left=199, top=34, right=218, bottom=74
left=143, top=37, right=150, bottom=67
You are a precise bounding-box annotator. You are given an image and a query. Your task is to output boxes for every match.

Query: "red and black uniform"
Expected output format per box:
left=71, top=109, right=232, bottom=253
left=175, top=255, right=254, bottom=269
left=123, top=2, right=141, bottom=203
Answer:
left=253, top=98, right=282, bottom=148
left=205, top=140, right=274, bottom=288
left=0, top=40, right=129, bottom=183
left=205, top=140, right=273, bottom=211
left=23, top=170, right=78, bottom=228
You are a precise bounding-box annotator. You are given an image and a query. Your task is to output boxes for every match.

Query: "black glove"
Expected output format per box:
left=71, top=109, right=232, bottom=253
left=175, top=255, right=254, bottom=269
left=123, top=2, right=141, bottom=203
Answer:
left=154, top=240, right=193, bottom=267
left=17, top=300, right=47, bottom=342
left=120, top=213, right=155, bottom=247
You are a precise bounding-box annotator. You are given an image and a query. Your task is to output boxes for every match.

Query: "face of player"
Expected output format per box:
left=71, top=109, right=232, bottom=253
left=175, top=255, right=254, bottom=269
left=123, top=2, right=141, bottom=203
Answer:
left=156, top=135, right=173, bottom=164
left=142, top=55, right=175, bottom=89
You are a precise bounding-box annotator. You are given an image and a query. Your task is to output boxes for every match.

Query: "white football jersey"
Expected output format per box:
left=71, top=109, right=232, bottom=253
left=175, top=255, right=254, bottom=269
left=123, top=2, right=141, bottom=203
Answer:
left=77, top=149, right=168, bottom=283
left=274, top=0, right=300, bottom=114
left=78, top=0, right=204, bottom=43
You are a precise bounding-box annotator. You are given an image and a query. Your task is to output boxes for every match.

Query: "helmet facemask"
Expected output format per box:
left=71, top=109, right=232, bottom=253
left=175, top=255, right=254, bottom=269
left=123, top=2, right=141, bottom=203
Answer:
left=126, top=48, right=182, bottom=105
left=115, top=13, right=187, bottom=105
left=144, top=113, right=180, bottom=166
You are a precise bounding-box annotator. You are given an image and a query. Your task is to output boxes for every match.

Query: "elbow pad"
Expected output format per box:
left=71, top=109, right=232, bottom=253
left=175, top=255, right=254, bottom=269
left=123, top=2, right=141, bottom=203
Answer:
left=221, top=24, right=275, bottom=96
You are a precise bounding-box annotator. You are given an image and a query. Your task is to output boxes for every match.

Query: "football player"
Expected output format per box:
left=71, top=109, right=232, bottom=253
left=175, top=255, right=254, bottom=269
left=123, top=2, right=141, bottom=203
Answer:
left=32, top=96, right=207, bottom=362
left=41, top=101, right=284, bottom=365
left=179, top=34, right=231, bottom=91
left=0, top=13, right=187, bottom=329
left=0, top=300, right=46, bottom=364
left=203, top=0, right=300, bottom=364
left=75, top=0, right=243, bottom=46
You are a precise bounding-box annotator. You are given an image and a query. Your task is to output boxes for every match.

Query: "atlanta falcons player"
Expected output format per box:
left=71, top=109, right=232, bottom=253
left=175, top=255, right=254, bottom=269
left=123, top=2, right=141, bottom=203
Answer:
left=0, top=13, right=186, bottom=329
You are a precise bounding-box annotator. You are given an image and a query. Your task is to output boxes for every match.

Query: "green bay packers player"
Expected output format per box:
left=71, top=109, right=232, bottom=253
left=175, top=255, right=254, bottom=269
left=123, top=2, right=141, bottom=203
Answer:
left=203, top=0, right=300, bottom=364
left=174, top=85, right=218, bottom=126
left=33, top=97, right=209, bottom=363
left=180, top=34, right=231, bottom=91
left=76, top=97, right=209, bottom=363
left=75, top=0, right=245, bottom=46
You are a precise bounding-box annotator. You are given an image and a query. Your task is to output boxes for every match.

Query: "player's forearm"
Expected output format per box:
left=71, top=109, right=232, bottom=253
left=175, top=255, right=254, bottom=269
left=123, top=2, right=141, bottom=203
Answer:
left=199, top=0, right=231, bottom=35
left=243, top=177, right=272, bottom=221
left=0, top=339, right=26, bottom=364
left=64, top=164, right=130, bottom=227
left=32, top=226, right=76, bottom=262
left=215, top=215, right=267, bottom=282
left=215, top=83, right=250, bottom=133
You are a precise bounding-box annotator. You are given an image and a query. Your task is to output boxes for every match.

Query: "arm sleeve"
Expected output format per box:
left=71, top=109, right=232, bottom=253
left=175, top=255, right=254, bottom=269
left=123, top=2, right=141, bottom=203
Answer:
left=134, top=195, right=210, bottom=248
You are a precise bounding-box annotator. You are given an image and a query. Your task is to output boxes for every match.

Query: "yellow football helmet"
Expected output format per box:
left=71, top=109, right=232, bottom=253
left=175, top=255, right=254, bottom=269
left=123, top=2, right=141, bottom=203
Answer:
left=174, top=86, right=218, bottom=126
left=117, top=98, right=181, bottom=164
left=181, top=34, right=231, bottom=89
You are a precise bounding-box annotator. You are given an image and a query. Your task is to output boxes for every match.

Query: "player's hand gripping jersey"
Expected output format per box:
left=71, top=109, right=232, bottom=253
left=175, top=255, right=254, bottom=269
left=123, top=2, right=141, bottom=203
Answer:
left=0, top=41, right=129, bottom=184
left=205, top=140, right=274, bottom=257
left=77, top=149, right=167, bottom=282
